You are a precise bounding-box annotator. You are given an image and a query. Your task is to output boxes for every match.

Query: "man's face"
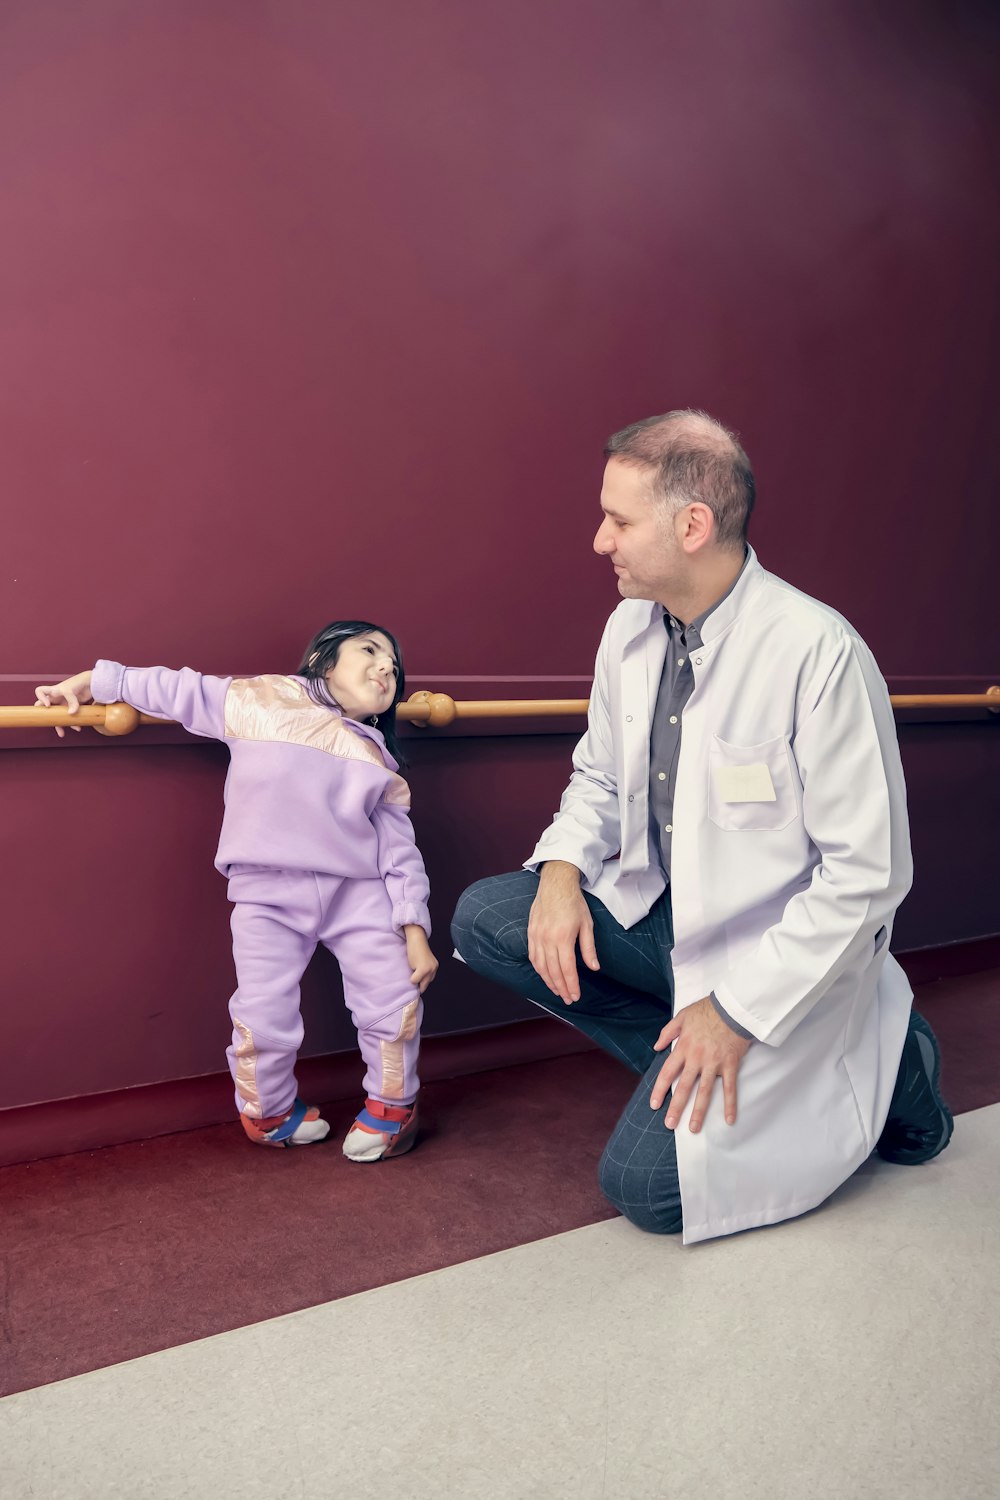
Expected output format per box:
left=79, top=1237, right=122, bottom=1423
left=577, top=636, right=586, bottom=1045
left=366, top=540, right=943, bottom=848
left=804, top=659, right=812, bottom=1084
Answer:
left=593, top=459, right=682, bottom=603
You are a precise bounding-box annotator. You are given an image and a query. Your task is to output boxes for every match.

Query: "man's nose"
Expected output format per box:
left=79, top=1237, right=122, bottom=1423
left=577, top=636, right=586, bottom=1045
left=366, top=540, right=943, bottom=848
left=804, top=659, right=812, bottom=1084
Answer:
left=594, top=523, right=613, bottom=555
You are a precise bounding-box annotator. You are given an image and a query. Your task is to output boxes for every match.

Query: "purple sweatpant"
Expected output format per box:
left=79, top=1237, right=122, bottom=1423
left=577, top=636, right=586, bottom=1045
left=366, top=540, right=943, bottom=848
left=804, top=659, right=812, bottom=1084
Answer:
left=225, top=866, right=422, bottom=1120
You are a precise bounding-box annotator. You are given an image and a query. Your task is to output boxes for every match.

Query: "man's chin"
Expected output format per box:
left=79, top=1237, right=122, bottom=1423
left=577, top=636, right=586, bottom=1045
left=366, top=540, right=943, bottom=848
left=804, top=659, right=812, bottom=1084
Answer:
left=616, top=578, right=650, bottom=600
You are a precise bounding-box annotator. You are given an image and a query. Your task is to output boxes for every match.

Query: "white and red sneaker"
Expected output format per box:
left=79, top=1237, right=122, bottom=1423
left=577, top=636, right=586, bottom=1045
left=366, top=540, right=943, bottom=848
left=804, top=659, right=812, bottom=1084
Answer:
left=342, top=1098, right=419, bottom=1163
left=240, top=1098, right=330, bottom=1148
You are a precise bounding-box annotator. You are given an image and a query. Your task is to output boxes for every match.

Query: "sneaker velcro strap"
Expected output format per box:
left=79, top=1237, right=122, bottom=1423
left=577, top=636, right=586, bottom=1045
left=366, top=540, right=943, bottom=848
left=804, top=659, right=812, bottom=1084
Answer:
left=355, top=1107, right=402, bottom=1135
left=268, top=1098, right=310, bottom=1143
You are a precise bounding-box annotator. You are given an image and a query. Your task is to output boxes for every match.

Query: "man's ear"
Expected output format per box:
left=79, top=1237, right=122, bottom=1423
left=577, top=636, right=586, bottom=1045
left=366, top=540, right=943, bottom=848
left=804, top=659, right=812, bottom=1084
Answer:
left=681, top=502, right=715, bottom=553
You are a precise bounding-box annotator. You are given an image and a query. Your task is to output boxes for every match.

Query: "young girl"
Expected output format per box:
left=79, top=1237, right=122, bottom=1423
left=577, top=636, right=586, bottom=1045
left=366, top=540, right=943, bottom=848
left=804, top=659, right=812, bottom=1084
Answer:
left=35, top=621, right=437, bottom=1162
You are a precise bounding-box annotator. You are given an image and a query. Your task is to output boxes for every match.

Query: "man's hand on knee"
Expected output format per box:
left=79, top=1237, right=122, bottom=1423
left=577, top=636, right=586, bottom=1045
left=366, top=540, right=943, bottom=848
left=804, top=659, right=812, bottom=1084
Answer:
left=650, top=996, right=752, bottom=1132
left=527, top=861, right=600, bottom=1004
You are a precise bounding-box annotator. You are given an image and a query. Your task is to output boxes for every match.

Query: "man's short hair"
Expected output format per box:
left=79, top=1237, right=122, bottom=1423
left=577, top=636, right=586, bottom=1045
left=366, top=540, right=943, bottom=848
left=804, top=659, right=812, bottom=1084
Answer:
left=603, top=410, right=755, bottom=550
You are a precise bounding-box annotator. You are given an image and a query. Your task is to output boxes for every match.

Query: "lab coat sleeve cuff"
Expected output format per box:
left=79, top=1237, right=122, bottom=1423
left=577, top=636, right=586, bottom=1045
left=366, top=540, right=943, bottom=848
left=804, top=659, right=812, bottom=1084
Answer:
left=709, top=991, right=755, bottom=1041
left=523, top=842, right=599, bottom=887
left=711, top=981, right=774, bottom=1045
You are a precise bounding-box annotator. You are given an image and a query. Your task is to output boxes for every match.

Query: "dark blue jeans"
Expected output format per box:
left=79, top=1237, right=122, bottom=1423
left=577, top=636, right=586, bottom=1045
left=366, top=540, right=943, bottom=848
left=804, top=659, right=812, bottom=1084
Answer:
left=451, top=870, right=683, bottom=1234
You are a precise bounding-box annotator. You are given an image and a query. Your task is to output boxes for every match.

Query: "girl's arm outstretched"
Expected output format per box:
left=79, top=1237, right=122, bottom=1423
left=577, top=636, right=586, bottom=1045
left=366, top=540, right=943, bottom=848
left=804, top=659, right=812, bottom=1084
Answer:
left=35, top=662, right=231, bottom=740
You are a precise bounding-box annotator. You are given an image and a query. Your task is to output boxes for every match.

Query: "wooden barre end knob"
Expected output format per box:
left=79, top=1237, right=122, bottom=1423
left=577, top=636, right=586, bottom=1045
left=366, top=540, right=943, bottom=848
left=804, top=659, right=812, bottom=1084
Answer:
left=402, top=691, right=457, bottom=727
left=96, top=702, right=141, bottom=736
left=425, top=692, right=457, bottom=727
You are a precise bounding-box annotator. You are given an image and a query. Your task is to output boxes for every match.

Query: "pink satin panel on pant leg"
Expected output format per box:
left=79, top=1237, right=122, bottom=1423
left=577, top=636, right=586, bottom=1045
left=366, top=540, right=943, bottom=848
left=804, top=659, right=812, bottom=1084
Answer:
left=317, top=875, right=423, bottom=1106
left=226, top=867, right=318, bottom=1119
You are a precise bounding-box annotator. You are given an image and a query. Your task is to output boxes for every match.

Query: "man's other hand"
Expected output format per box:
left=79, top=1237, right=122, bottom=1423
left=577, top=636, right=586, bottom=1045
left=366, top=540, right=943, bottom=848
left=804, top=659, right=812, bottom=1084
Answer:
left=527, top=861, right=599, bottom=1004
left=650, top=996, right=752, bottom=1132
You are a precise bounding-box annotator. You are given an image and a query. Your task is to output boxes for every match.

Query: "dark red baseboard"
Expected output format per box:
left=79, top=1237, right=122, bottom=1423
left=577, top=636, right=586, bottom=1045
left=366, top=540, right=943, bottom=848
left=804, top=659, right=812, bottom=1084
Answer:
left=0, top=1017, right=594, bottom=1169
left=3, top=934, right=996, bottom=1170
left=896, top=934, right=1000, bottom=986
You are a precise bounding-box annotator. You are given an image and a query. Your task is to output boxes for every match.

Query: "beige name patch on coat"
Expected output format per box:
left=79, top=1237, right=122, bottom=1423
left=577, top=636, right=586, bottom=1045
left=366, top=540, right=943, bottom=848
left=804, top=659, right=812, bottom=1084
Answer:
left=713, top=763, right=776, bottom=802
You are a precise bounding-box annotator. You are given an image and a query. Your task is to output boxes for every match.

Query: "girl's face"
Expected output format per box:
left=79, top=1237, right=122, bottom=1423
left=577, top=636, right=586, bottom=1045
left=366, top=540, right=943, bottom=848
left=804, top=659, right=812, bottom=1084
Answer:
left=324, top=632, right=399, bottom=720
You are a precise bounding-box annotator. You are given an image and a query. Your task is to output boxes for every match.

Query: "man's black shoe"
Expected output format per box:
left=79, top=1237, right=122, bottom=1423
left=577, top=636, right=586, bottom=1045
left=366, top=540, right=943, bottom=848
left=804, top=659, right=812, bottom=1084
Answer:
left=876, top=1010, right=954, bottom=1165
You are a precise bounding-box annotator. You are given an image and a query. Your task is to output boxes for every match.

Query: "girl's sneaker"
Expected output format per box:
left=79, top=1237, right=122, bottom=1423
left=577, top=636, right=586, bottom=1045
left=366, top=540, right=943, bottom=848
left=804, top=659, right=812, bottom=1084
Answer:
left=240, top=1098, right=330, bottom=1148
left=342, top=1098, right=418, bottom=1162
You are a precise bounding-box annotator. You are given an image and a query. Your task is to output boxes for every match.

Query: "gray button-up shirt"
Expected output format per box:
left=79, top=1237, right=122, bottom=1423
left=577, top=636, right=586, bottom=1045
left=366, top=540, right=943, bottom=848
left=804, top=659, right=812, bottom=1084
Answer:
left=649, top=556, right=748, bottom=876
left=648, top=611, right=704, bottom=881
left=649, top=553, right=753, bottom=1039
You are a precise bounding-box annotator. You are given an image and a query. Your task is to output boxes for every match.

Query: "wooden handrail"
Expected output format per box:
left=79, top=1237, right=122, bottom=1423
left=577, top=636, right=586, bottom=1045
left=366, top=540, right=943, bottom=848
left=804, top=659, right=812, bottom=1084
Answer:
left=0, top=686, right=997, bottom=734
left=887, top=693, right=1000, bottom=710
left=405, top=688, right=999, bottom=725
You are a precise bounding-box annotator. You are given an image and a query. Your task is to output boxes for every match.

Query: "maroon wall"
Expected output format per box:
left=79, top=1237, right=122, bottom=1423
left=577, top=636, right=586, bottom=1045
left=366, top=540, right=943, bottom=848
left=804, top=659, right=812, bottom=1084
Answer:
left=1, top=1, right=998, bottom=1112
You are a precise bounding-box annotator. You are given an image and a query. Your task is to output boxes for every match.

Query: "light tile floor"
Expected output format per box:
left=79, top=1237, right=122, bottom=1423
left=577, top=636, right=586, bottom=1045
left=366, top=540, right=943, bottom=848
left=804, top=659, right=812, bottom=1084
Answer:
left=3, top=1104, right=997, bottom=1500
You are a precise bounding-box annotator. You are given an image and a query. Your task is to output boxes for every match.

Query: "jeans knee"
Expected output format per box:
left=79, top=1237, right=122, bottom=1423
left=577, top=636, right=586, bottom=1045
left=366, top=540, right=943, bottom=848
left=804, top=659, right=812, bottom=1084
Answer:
left=450, top=893, right=471, bottom=957
left=450, top=881, right=491, bottom=961
left=597, top=1145, right=683, bottom=1237
left=451, top=878, right=530, bottom=967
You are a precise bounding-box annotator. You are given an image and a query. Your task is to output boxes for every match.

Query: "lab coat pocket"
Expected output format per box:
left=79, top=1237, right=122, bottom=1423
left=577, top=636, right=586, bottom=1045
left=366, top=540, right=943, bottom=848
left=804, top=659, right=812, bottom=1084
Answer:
left=708, top=734, right=798, bottom=832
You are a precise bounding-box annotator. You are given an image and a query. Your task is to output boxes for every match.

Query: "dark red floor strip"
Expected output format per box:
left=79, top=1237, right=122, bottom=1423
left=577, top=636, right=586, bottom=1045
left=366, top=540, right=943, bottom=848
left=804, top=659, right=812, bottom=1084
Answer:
left=0, top=970, right=996, bottom=1398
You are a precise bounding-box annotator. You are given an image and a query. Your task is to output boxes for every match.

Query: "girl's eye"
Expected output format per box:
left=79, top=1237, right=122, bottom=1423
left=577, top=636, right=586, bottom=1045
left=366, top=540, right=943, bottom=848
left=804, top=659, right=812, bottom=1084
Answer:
left=363, top=642, right=396, bottom=673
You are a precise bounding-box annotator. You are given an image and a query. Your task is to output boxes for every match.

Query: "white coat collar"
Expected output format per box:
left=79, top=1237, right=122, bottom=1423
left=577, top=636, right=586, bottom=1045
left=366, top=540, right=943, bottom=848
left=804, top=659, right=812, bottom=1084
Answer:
left=618, top=546, right=765, bottom=651
left=698, top=545, right=766, bottom=644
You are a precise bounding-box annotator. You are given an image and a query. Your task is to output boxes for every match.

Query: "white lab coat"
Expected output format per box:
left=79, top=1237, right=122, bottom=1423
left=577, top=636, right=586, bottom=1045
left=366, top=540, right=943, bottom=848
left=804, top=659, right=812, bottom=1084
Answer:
left=527, top=549, right=913, bottom=1243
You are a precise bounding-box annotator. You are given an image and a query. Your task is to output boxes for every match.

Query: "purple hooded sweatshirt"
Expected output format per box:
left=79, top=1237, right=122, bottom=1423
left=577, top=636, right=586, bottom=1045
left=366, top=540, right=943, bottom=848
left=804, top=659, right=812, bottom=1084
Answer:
left=91, top=661, right=431, bottom=936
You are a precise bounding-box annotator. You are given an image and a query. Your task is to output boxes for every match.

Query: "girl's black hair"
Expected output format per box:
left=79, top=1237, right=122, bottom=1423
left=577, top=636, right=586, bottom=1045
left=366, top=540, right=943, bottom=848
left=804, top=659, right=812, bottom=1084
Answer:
left=297, top=620, right=406, bottom=764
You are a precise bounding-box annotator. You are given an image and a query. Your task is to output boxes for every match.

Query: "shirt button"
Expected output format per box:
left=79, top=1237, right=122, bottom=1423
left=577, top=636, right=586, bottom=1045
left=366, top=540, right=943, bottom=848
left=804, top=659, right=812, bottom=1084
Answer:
left=628, top=794, right=634, bottom=802
left=694, top=657, right=703, bottom=666
left=664, top=824, right=673, bottom=834
left=657, top=772, right=666, bottom=781
left=625, top=714, right=633, bottom=722
left=677, top=657, right=685, bottom=666
left=669, top=715, right=678, bottom=725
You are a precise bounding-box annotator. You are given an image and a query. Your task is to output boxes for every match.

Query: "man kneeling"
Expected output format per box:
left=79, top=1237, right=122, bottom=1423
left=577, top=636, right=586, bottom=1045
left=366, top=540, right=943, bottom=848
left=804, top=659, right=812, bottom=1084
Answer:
left=452, top=411, right=952, bottom=1245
